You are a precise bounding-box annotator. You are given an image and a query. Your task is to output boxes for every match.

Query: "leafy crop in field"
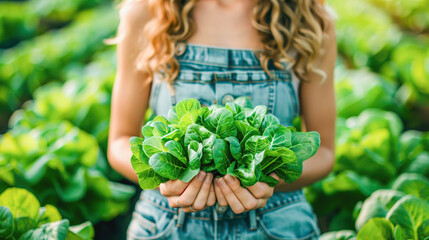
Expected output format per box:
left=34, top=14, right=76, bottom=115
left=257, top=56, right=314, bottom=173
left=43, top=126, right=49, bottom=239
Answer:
left=367, top=0, right=429, bottom=32
left=0, top=187, right=94, bottom=240
left=321, top=173, right=429, bottom=240
left=329, top=0, right=402, bottom=69
left=385, top=37, right=429, bottom=105
left=130, top=97, right=320, bottom=189
left=0, top=121, right=135, bottom=224
left=8, top=50, right=117, bottom=153
left=305, top=109, right=405, bottom=230
left=334, top=66, right=401, bottom=118
left=335, top=109, right=403, bottom=184
left=397, top=130, right=429, bottom=178
left=306, top=107, right=429, bottom=233
left=0, top=0, right=112, bottom=48
left=0, top=2, right=39, bottom=48
left=0, top=6, right=118, bottom=117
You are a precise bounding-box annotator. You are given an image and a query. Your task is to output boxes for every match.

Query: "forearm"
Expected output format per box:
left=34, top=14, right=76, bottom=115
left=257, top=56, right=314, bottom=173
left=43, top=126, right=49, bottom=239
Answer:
left=107, top=136, right=139, bottom=184
left=274, top=145, right=335, bottom=192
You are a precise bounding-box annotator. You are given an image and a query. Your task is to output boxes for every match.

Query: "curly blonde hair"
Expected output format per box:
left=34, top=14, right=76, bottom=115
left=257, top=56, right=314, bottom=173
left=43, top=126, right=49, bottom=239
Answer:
left=105, top=0, right=330, bottom=90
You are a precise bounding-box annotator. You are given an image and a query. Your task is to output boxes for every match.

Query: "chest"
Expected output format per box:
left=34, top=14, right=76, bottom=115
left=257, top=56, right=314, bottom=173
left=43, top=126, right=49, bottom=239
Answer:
left=187, top=0, right=263, bottom=50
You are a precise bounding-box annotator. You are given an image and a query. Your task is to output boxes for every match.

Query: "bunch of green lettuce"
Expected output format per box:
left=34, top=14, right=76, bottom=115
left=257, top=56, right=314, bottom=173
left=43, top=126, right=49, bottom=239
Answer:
left=130, top=97, right=320, bottom=189
left=0, top=187, right=94, bottom=240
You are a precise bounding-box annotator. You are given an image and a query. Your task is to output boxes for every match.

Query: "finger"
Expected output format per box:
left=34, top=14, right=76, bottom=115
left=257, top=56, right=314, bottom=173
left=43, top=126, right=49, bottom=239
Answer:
left=269, top=172, right=280, bottom=181
left=256, top=198, right=268, bottom=209
left=167, top=196, right=180, bottom=208
left=217, top=177, right=246, bottom=214
left=207, top=182, right=216, bottom=207
left=182, top=206, right=204, bottom=213
left=182, top=207, right=191, bottom=213
left=246, top=181, right=273, bottom=199
left=160, top=179, right=189, bottom=197
left=192, top=173, right=213, bottom=210
left=224, top=175, right=258, bottom=210
left=214, top=178, right=228, bottom=207
left=177, top=171, right=207, bottom=207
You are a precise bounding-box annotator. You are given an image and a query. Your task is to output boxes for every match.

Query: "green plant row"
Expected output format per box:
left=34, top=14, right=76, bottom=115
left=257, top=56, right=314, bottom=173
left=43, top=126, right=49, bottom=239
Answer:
left=0, top=2, right=39, bottom=49
left=328, top=0, right=402, bottom=70
left=334, top=65, right=402, bottom=118
left=0, top=120, right=135, bottom=224
left=0, top=187, right=94, bottom=240
left=319, top=173, right=429, bottom=240
left=0, top=48, right=133, bottom=224
left=328, top=0, right=429, bottom=127
left=0, top=5, right=119, bottom=121
left=27, top=0, right=114, bottom=23
left=380, top=36, right=429, bottom=105
left=0, top=0, right=113, bottom=48
left=305, top=108, right=429, bottom=232
left=8, top=49, right=117, bottom=154
left=365, top=0, right=429, bottom=33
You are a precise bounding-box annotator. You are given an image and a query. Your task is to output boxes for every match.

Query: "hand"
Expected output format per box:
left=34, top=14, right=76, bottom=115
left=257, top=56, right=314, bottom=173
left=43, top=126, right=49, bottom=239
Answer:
left=214, top=173, right=280, bottom=214
left=160, top=170, right=216, bottom=213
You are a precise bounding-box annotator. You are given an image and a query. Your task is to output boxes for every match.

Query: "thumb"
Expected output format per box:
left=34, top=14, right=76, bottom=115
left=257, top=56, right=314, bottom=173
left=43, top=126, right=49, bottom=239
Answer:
left=268, top=172, right=280, bottom=181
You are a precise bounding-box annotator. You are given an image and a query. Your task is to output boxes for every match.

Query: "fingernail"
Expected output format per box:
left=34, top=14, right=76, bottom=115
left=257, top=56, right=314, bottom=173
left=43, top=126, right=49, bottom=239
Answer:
left=198, top=171, right=206, bottom=181
left=224, top=175, right=234, bottom=184
left=218, top=178, right=226, bottom=187
left=214, top=177, right=220, bottom=186
left=205, top=173, right=213, bottom=183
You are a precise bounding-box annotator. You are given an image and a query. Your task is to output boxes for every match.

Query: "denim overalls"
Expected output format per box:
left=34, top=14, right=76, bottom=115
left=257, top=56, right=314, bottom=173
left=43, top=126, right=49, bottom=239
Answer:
left=127, top=42, right=321, bottom=240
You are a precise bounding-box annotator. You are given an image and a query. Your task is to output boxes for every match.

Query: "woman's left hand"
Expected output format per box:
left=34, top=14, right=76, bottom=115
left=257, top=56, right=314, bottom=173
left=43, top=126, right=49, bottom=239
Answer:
left=214, top=173, right=280, bottom=214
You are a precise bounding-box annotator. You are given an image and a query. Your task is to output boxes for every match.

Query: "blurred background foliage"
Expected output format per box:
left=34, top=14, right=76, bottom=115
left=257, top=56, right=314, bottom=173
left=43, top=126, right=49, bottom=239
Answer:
left=0, top=0, right=428, bottom=239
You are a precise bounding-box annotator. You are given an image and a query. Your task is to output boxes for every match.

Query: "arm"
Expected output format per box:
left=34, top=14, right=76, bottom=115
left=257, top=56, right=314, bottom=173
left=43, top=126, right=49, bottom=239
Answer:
left=275, top=12, right=337, bottom=192
left=214, top=12, right=337, bottom=213
left=107, top=1, right=152, bottom=184
left=107, top=1, right=216, bottom=212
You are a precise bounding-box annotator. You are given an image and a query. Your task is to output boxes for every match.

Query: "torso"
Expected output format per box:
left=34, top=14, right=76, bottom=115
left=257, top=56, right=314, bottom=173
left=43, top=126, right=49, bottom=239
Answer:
left=149, top=0, right=301, bottom=127
left=187, top=0, right=264, bottom=50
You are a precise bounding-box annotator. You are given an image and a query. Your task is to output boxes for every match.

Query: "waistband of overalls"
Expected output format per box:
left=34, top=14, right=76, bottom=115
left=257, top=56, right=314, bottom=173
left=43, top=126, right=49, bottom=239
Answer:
left=140, top=188, right=306, bottom=229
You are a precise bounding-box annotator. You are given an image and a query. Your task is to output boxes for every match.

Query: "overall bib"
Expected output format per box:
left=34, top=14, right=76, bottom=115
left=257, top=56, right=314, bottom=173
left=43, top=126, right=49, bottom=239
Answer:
left=127, top=42, right=321, bottom=240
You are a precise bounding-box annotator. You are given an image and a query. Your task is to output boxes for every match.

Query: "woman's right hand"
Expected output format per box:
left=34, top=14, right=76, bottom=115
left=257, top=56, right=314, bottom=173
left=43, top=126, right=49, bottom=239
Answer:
left=160, top=171, right=216, bottom=213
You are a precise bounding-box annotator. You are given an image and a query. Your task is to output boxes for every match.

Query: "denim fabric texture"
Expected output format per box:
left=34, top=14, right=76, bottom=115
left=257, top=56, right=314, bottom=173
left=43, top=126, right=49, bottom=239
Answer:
left=127, top=42, right=321, bottom=240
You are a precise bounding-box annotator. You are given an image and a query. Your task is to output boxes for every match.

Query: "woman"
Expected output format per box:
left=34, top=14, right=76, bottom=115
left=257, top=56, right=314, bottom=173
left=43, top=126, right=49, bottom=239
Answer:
left=106, top=0, right=336, bottom=239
